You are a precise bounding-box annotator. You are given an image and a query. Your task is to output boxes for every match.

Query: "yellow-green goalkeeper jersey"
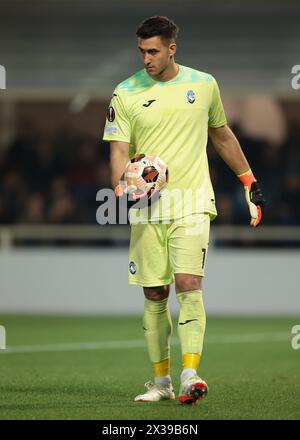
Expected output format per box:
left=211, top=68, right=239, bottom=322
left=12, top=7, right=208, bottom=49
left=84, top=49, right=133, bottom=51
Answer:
left=103, top=64, right=227, bottom=223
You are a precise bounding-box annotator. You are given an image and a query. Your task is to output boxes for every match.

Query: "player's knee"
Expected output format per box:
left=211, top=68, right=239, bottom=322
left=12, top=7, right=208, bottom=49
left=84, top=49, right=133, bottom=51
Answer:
left=143, top=285, right=170, bottom=301
left=175, top=274, right=202, bottom=293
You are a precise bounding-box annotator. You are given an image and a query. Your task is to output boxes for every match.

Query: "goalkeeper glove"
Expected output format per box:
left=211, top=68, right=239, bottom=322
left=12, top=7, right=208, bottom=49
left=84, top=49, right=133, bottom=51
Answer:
left=114, top=181, right=160, bottom=209
left=114, top=182, right=127, bottom=198
left=114, top=181, right=138, bottom=210
left=237, top=169, right=265, bottom=227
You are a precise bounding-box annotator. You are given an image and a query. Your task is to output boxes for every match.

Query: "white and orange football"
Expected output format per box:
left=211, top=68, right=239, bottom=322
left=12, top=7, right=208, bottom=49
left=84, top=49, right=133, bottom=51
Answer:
left=124, top=153, right=168, bottom=203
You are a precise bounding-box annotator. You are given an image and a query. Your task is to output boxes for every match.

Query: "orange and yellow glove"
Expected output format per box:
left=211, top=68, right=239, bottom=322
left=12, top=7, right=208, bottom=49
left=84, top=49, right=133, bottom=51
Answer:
left=237, top=169, right=265, bottom=227
left=114, top=182, right=127, bottom=198
left=114, top=177, right=160, bottom=208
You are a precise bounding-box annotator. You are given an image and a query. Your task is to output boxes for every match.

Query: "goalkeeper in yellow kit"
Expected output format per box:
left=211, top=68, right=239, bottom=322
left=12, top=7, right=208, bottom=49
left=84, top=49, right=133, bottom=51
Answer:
left=103, top=16, right=265, bottom=404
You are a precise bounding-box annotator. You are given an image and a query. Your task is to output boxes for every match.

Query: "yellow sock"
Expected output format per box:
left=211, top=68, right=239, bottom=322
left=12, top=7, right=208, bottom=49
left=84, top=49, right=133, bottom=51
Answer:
left=153, top=358, right=170, bottom=377
left=182, top=353, right=201, bottom=371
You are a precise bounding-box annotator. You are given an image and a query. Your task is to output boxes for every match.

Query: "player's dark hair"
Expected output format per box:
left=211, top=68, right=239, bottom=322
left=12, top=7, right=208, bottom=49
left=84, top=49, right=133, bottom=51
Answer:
left=136, top=16, right=179, bottom=43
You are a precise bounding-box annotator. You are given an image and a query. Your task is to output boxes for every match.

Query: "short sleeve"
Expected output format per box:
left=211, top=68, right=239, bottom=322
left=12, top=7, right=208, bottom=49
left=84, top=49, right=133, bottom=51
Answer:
left=208, top=78, right=227, bottom=128
left=103, top=88, right=131, bottom=143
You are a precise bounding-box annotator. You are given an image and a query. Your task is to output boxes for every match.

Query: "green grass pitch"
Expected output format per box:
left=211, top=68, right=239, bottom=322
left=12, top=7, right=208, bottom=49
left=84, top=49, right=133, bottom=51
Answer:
left=0, top=315, right=299, bottom=420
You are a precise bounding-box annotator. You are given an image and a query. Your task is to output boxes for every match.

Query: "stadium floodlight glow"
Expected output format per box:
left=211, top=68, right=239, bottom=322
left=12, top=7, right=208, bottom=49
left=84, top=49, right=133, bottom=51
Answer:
left=0, top=326, right=6, bottom=350
left=0, top=65, right=6, bottom=90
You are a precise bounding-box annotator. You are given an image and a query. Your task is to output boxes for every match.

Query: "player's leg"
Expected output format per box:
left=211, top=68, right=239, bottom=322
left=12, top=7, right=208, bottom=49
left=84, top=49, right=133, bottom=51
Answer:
left=168, top=214, right=210, bottom=404
left=128, top=223, right=175, bottom=402
left=143, top=285, right=172, bottom=384
left=175, top=274, right=208, bottom=404
left=134, top=285, right=175, bottom=402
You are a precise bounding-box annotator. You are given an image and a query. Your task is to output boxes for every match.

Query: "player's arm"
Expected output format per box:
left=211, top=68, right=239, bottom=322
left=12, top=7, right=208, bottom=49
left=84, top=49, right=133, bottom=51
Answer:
left=110, top=141, right=130, bottom=194
left=208, top=124, right=249, bottom=175
left=208, top=124, right=265, bottom=227
left=103, top=87, right=131, bottom=194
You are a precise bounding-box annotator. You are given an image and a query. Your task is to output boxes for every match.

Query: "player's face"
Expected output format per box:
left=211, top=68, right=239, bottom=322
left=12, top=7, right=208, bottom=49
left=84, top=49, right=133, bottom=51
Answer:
left=138, top=36, right=176, bottom=77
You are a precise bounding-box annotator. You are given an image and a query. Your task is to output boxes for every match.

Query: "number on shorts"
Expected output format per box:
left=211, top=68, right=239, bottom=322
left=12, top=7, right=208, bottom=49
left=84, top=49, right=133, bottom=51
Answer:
left=201, top=248, right=206, bottom=269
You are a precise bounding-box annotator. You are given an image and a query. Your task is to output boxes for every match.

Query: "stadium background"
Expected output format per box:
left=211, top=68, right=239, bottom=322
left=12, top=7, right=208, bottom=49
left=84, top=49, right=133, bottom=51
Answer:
left=0, top=0, right=299, bottom=420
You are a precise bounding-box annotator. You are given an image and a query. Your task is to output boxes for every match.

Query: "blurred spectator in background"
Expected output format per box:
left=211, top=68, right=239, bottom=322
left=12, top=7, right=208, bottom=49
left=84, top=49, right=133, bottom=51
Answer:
left=20, top=193, right=46, bottom=224
left=31, top=139, right=63, bottom=194
left=0, top=170, right=29, bottom=223
left=48, top=177, right=82, bottom=224
left=215, top=194, right=234, bottom=224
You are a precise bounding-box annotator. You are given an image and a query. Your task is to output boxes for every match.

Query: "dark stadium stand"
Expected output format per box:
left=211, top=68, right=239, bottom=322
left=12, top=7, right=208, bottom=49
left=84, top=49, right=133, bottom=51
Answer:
left=0, top=0, right=299, bottom=93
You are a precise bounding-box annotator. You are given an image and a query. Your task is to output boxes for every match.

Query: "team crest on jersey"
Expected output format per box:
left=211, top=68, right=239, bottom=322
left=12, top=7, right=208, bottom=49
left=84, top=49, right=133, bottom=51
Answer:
left=187, top=90, right=196, bottom=104
left=129, top=261, right=137, bottom=275
left=107, top=106, right=115, bottom=122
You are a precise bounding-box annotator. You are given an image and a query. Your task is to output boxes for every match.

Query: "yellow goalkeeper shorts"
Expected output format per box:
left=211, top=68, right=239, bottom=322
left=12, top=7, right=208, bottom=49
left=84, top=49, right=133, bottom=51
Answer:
left=128, top=213, right=210, bottom=287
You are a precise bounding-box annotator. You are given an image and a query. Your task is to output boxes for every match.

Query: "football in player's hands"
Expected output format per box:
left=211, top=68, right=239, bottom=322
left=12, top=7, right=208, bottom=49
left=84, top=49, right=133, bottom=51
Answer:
left=119, top=154, right=168, bottom=208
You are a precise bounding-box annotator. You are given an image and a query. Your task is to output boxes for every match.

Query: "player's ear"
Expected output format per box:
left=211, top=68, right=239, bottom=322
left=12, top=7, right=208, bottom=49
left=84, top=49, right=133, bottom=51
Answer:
left=169, top=42, right=177, bottom=58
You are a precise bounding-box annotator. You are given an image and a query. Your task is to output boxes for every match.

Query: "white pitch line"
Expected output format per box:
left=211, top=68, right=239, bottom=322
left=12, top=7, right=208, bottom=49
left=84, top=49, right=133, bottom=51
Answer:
left=0, top=332, right=289, bottom=354
left=0, top=339, right=146, bottom=354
